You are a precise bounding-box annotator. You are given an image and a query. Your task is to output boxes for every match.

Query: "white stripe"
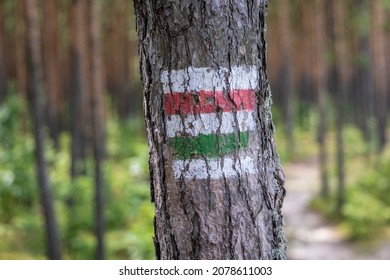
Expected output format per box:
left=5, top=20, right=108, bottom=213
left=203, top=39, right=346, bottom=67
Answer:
left=166, top=110, right=256, bottom=138
left=172, top=156, right=257, bottom=180
left=161, top=66, right=259, bottom=93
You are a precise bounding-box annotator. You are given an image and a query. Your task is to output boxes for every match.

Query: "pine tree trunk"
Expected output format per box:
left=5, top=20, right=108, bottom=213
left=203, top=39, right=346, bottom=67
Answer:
left=314, top=0, right=329, bottom=198
left=89, top=0, right=106, bottom=260
left=70, top=0, right=90, bottom=177
left=43, top=0, right=61, bottom=148
left=332, top=0, right=348, bottom=214
left=278, top=0, right=294, bottom=156
left=356, top=0, right=374, bottom=150
left=15, top=1, right=27, bottom=99
left=134, top=0, right=286, bottom=260
left=0, top=0, right=6, bottom=101
left=370, top=0, right=388, bottom=152
left=25, top=0, right=61, bottom=260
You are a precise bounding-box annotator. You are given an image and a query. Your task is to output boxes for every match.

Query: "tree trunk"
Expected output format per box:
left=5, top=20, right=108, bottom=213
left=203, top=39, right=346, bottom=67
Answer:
left=278, top=0, right=295, bottom=156
left=355, top=0, right=374, bottom=152
left=43, top=0, right=61, bottom=148
left=89, top=0, right=106, bottom=260
left=314, top=0, right=329, bottom=197
left=332, top=0, right=348, bottom=214
left=70, top=0, right=90, bottom=177
left=25, top=0, right=61, bottom=260
left=107, top=0, right=131, bottom=119
left=134, top=0, right=286, bottom=260
left=0, top=0, right=6, bottom=101
left=15, top=1, right=28, bottom=99
left=370, top=0, right=388, bottom=152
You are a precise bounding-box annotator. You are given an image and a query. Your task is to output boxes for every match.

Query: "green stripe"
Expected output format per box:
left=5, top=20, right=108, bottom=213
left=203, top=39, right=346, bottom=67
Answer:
left=170, top=132, right=249, bottom=159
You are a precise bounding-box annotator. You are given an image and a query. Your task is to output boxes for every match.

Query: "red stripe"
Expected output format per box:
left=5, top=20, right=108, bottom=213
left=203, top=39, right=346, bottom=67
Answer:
left=165, top=89, right=256, bottom=115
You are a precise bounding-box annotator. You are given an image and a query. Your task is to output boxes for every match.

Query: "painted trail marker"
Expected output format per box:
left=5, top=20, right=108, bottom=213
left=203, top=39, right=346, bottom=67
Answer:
left=161, top=66, right=259, bottom=180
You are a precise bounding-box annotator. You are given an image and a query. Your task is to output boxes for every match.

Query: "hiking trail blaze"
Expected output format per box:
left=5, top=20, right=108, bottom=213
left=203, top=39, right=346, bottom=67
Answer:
left=161, top=65, right=259, bottom=180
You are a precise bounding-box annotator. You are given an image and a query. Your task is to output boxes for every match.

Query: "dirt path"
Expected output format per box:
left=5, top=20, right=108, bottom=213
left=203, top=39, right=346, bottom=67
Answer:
left=282, top=158, right=390, bottom=259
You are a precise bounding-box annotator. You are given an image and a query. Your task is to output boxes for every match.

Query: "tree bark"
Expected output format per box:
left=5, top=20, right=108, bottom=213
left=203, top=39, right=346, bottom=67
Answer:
left=25, top=0, right=61, bottom=260
left=134, top=0, right=286, bottom=260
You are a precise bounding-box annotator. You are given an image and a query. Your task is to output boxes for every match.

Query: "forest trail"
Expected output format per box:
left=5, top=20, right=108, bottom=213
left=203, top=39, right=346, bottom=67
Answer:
left=283, top=158, right=390, bottom=259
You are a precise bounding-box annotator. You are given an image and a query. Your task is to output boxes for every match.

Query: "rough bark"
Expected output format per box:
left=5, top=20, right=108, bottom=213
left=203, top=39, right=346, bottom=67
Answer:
left=25, top=0, right=62, bottom=260
left=134, top=0, right=286, bottom=260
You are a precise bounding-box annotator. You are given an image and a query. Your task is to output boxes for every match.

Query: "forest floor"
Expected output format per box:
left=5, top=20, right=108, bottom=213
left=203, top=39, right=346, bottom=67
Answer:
left=283, top=157, right=390, bottom=259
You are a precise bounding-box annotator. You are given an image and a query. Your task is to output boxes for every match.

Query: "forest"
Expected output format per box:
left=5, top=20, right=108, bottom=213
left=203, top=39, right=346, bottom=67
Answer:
left=1, top=0, right=390, bottom=259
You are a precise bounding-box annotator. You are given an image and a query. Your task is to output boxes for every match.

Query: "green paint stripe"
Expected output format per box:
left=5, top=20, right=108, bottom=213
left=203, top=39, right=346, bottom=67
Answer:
left=170, top=132, right=249, bottom=159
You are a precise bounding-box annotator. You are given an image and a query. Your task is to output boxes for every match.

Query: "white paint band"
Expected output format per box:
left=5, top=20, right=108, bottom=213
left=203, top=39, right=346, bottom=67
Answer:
left=166, top=110, right=256, bottom=138
left=172, top=156, right=257, bottom=180
left=161, top=66, right=259, bottom=93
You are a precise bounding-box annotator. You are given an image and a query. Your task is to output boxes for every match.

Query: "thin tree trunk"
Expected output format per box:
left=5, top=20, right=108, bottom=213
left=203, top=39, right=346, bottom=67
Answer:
left=110, top=0, right=131, bottom=119
left=43, top=0, right=61, bottom=148
left=314, top=0, right=329, bottom=198
left=370, top=0, right=388, bottom=152
left=134, top=0, right=286, bottom=260
left=279, top=0, right=294, bottom=156
left=89, top=0, right=106, bottom=260
left=356, top=0, right=374, bottom=151
left=332, top=0, right=348, bottom=214
left=16, top=1, right=27, bottom=99
left=25, top=0, right=61, bottom=260
left=0, top=0, right=6, bottom=101
left=70, top=0, right=90, bottom=177
left=299, top=2, right=315, bottom=111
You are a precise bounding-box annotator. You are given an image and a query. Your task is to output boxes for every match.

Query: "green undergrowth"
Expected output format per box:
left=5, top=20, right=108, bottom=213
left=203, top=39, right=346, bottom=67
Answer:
left=342, top=150, right=390, bottom=239
left=0, top=95, right=154, bottom=259
left=310, top=128, right=390, bottom=240
left=273, top=105, right=318, bottom=163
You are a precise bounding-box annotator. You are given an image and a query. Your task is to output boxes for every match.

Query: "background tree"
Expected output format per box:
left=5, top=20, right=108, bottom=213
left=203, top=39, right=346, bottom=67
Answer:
left=331, top=0, right=348, bottom=213
left=370, top=0, right=388, bottom=152
left=278, top=0, right=295, bottom=156
left=70, top=0, right=90, bottom=178
left=89, top=0, right=107, bottom=260
left=42, top=0, right=61, bottom=148
left=0, top=0, right=6, bottom=102
left=25, top=0, right=61, bottom=260
left=134, top=0, right=286, bottom=259
left=314, top=0, right=329, bottom=198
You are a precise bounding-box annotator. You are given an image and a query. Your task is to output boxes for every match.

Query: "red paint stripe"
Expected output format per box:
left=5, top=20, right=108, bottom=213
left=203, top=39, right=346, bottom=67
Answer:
left=165, top=89, right=256, bottom=115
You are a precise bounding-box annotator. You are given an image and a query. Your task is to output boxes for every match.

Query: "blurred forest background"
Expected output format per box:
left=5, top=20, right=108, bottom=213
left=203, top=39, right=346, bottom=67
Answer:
left=1, top=0, right=390, bottom=260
